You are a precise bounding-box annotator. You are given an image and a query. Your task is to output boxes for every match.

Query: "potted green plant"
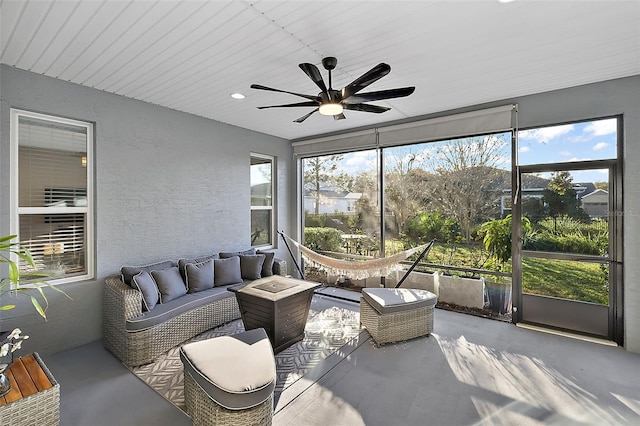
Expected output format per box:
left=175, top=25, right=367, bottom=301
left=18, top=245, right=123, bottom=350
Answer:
left=480, top=215, right=531, bottom=314
left=1, top=234, right=67, bottom=396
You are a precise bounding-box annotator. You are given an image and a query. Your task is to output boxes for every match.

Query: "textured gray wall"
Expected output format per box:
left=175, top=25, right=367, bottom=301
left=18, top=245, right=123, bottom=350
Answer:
left=0, top=65, right=292, bottom=355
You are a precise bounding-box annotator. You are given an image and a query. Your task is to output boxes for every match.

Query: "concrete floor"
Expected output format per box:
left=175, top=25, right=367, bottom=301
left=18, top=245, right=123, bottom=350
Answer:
left=45, top=294, right=640, bottom=426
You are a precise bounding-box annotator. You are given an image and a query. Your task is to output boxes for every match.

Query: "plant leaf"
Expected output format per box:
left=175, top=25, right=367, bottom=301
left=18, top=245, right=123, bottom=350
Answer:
left=30, top=295, right=47, bottom=320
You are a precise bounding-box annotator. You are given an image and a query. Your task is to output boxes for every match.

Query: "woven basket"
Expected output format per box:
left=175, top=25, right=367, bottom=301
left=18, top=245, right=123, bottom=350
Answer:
left=184, top=368, right=273, bottom=426
left=360, top=296, right=434, bottom=345
left=0, top=353, right=60, bottom=426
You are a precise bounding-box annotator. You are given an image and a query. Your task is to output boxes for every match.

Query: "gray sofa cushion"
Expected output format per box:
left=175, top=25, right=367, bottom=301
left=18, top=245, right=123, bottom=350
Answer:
left=214, top=256, right=243, bottom=286
left=152, top=267, right=187, bottom=303
left=179, top=328, right=276, bottom=410
left=131, top=271, right=159, bottom=311
left=125, top=287, right=235, bottom=332
left=240, top=254, right=265, bottom=280
left=257, top=250, right=275, bottom=277
left=185, top=259, right=215, bottom=293
left=121, top=260, right=175, bottom=286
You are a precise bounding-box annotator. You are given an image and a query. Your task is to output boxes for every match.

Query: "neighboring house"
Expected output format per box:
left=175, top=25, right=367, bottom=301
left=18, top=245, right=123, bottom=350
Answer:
left=573, top=182, right=597, bottom=198
left=303, top=183, right=362, bottom=214
left=580, top=189, right=609, bottom=218
left=500, top=178, right=608, bottom=218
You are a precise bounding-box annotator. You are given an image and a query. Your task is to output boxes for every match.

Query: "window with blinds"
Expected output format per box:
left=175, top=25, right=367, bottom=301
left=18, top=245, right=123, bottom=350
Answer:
left=10, top=109, right=94, bottom=284
left=250, top=154, right=275, bottom=247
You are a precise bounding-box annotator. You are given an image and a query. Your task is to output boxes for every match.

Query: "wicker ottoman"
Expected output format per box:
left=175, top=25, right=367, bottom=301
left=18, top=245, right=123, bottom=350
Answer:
left=179, top=328, right=276, bottom=426
left=360, top=288, right=437, bottom=346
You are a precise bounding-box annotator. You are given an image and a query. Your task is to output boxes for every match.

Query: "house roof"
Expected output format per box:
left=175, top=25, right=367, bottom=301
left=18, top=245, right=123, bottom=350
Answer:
left=581, top=188, right=609, bottom=200
left=1, top=1, right=638, bottom=141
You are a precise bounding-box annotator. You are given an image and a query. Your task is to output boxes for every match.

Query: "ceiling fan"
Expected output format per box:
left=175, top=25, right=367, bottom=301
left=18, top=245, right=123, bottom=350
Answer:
left=250, top=57, right=415, bottom=123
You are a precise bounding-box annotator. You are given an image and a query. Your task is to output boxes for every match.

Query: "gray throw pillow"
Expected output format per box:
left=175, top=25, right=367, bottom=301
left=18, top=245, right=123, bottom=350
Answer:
left=131, top=271, right=159, bottom=311
left=121, top=260, right=175, bottom=286
left=185, top=259, right=215, bottom=293
left=214, top=256, right=243, bottom=286
left=240, top=254, right=266, bottom=280
left=257, top=250, right=275, bottom=277
left=151, top=267, right=187, bottom=303
left=179, top=254, right=220, bottom=284
left=219, top=248, right=256, bottom=258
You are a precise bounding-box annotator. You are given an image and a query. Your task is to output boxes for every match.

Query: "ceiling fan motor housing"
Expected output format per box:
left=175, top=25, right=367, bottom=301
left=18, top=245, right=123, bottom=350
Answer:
left=322, top=57, right=338, bottom=71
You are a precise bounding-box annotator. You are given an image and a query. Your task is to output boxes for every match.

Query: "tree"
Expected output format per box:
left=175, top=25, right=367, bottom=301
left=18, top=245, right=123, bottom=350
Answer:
left=543, top=171, right=590, bottom=222
left=428, top=135, right=509, bottom=243
left=383, top=152, right=432, bottom=238
left=594, top=181, right=609, bottom=191
left=303, top=154, right=344, bottom=214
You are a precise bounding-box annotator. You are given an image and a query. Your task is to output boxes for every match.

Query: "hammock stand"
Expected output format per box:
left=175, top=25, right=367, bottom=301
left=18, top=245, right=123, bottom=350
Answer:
left=278, top=231, right=435, bottom=290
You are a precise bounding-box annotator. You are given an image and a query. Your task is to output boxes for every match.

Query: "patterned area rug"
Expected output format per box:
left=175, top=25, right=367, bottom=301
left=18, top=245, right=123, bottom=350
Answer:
left=130, top=301, right=361, bottom=413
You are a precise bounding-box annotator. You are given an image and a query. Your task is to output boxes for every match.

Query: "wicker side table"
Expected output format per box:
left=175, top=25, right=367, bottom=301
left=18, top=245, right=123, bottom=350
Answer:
left=0, top=353, right=60, bottom=426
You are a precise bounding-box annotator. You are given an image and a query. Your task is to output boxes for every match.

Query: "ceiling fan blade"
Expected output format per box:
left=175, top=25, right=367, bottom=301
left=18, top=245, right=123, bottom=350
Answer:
left=257, top=101, right=318, bottom=109
left=340, top=63, right=391, bottom=99
left=333, top=113, right=346, bottom=121
left=294, top=108, right=319, bottom=123
left=344, top=103, right=391, bottom=114
left=299, top=63, right=328, bottom=94
left=250, top=84, right=319, bottom=101
left=343, top=87, right=415, bottom=104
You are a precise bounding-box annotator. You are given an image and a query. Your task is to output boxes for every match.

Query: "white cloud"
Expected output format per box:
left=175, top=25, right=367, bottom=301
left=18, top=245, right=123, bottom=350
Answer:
left=593, top=142, right=609, bottom=151
left=519, top=146, right=530, bottom=153
left=518, top=124, right=574, bottom=144
left=344, top=151, right=376, bottom=172
left=585, top=119, right=616, bottom=136
left=559, top=150, right=572, bottom=156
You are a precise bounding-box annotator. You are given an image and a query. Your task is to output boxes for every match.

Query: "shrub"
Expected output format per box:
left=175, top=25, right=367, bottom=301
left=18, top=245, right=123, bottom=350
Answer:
left=527, top=216, right=609, bottom=255
left=525, top=231, right=607, bottom=256
left=405, top=212, right=460, bottom=245
left=303, top=227, right=344, bottom=252
left=304, top=212, right=359, bottom=232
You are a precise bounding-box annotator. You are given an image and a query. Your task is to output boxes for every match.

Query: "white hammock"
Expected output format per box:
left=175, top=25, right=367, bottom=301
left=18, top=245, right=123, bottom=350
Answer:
left=280, top=233, right=431, bottom=280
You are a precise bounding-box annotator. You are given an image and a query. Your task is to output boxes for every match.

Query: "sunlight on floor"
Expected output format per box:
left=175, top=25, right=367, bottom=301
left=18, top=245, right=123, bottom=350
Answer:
left=434, top=333, right=626, bottom=425
left=516, top=323, right=618, bottom=347
left=611, top=393, right=640, bottom=416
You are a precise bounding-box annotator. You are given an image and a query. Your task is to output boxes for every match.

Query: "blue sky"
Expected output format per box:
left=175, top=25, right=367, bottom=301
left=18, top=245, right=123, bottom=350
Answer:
left=313, top=117, right=617, bottom=185
left=517, top=118, right=617, bottom=183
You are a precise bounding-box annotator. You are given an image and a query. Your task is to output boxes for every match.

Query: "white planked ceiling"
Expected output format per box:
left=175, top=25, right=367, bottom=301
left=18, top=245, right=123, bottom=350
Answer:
left=1, top=0, right=639, bottom=141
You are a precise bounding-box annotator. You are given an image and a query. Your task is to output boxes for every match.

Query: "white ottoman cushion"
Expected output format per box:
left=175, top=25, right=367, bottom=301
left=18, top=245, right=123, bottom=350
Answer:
left=362, top=288, right=437, bottom=315
left=180, top=328, right=275, bottom=410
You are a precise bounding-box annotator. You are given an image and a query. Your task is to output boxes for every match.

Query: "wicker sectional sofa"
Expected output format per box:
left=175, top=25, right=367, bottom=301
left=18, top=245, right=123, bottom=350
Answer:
left=103, top=251, right=286, bottom=367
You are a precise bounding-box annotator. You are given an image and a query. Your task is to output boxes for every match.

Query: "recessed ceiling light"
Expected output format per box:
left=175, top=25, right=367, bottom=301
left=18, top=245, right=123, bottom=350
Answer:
left=231, top=93, right=245, bottom=99
left=498, top=0, right=515, bottom=3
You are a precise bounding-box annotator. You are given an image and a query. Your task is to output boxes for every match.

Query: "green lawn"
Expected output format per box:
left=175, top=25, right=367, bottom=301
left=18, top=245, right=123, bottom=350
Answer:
left=418, top=242, right=609, bottom=305
left=522, top=258, right=608, bottom=305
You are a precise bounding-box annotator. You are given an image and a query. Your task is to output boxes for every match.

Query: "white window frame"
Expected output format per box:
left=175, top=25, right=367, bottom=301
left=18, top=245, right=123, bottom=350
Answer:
left=10, top=109, right=95, bottom=285
left=250, top=153, right=276, bottom=248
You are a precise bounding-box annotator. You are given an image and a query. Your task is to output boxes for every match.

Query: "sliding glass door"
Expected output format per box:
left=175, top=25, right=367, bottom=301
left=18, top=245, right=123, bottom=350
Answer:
left=513, top=118, right=623, bottom=343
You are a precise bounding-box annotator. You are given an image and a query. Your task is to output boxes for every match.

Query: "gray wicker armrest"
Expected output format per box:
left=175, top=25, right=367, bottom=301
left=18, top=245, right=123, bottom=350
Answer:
left=103, top=275, right=143, bottom=365
left=273, top=258, right=287, bottom=276
left=104, top=275, right=143, bottom=320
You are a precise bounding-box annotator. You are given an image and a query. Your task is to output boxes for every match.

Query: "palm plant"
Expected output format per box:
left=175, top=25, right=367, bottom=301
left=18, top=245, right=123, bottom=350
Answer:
left=1, top=234, right=68, bottom=320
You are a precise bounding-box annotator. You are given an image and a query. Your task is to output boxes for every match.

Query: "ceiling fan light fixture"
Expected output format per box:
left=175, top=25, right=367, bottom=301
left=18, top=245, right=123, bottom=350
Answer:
left=319, top=102, right=344, bottom=116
